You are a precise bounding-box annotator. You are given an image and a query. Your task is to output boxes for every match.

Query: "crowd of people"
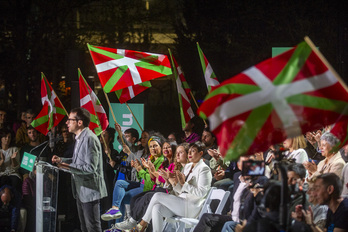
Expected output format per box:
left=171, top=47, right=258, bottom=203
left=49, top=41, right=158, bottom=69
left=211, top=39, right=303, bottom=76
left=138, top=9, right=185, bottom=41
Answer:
left=1, top=107, right=348, bottom=232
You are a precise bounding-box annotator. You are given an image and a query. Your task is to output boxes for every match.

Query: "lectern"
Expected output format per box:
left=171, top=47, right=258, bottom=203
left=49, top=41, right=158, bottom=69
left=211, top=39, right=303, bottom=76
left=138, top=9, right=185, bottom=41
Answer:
left=35, top=161, right=70, bottom=232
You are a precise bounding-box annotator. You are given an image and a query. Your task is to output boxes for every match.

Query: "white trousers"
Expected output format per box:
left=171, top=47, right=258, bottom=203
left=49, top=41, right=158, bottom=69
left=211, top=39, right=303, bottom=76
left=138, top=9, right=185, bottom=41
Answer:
left=142, top=192, right=186, bottom=232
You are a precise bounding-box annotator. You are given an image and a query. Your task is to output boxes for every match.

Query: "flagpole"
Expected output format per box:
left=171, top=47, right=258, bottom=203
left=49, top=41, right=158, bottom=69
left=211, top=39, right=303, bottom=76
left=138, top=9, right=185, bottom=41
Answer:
left=125, top=102, right=143, bottom=132
left=189, top=91, right=208, bottom=127
left=103, top=91, right=125, bottom=145
left=304, top=36, right=348, bottom=92
left=100, top=133, right=112, bottom=161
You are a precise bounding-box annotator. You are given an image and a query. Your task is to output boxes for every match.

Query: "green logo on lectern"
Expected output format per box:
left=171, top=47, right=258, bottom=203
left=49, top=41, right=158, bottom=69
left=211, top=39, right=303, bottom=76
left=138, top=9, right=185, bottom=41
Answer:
left=20, top=152, right=36, bottom=172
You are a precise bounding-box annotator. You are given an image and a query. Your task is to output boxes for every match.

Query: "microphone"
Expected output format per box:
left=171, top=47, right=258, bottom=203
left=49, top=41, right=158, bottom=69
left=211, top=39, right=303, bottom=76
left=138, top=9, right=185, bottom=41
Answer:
left=29, top=140, right=49, bottom=154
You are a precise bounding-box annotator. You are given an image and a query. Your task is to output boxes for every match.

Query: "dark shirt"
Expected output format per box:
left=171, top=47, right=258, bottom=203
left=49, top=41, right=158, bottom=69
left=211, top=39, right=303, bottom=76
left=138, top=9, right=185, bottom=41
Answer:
left=326, top=198, right=348, bottom=232
left=0, top=185, right=21, bottom=231
left=184, top=132, right=200, bottom=143
left=202, top=143, right=218, bottom=161
left=19, top=143, right=52, bottom=175
left=54, top=139, right=75, bottom=158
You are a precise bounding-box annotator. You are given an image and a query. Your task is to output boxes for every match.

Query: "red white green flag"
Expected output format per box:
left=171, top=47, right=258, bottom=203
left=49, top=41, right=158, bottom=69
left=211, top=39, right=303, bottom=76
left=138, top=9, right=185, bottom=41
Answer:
left=198, top=40, right=348, bottom=160
left=79, top=69, right=109, bottom=136
left=87, top=44, right=172, bottom=93
left=115, top=81, right=152, bottom=104
left=172, top=56, right=192, bottom=100
left=169, top=50, right=195, bottom=129
left=31, top=73, right=67, bottom=135
left=197, top=42, right=220, bottom=92
left=331, top=108, right=348, bottom=149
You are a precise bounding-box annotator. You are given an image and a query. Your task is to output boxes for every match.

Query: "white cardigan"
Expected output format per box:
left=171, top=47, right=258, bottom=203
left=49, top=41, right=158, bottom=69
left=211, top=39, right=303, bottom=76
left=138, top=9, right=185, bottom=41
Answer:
left=173, top=159, right=212, bottom=218
left=284, top=148, right=308, bottom=164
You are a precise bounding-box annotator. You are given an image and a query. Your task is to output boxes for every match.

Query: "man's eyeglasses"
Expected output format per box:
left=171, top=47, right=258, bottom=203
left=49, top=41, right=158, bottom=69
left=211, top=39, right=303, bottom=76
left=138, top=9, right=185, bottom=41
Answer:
left=67, top=118, right=78, bottom=122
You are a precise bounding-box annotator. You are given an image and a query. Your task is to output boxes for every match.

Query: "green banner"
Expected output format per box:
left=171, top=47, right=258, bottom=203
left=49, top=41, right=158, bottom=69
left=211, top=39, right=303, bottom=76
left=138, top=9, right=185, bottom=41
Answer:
left=272, top=47, right=293, bottom=57
left=109, top=103, right=144, bottom=152
left=272, top=46, right=319, bottom=57
left=20, top=152, right=37, bottom=172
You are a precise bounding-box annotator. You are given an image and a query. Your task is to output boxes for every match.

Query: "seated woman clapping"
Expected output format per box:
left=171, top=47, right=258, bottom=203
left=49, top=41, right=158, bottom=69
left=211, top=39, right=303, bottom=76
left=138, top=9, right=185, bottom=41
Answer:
left=303, top=132, right=345, bottom=181
left=101, top=135, right=165, bottom=222
left=282, top=135, right=308, bottom=164
left=111, top=143, right=189, bottom=231
left=128, top=141, right=212, bottom=232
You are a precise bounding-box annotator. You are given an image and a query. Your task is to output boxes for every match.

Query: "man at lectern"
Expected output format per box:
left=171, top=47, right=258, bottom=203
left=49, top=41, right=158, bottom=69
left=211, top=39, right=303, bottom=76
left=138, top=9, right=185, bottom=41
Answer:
left=52, top=107, right=107, bottom=232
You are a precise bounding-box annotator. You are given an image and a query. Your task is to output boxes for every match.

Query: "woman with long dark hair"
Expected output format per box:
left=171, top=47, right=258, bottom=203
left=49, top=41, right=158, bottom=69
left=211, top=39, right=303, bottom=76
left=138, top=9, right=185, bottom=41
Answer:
left=0, top=128, right=21, bottom=192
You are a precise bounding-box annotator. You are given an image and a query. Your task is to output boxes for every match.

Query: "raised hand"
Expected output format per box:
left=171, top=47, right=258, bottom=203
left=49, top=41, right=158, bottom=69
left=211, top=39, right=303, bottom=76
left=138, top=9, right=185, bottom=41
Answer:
left=0, top=152, right=4, bottom=166
left=10, top=151, right=18, bottom=159
left=303, top=160, right=317, bottom=175
left=214, top=170, right=225, bottom=181
left=123, top=144, right=131, bottom=154
left=141, top=158, right=150, bottom=169
left=147, top=161, right=156, bottom=173
left=207, top=149, right=220, bottom=160
left=158, top=168, right=170, bottom=179
left=291, top=205, right=303, bottom=221
left=305, top=131, right=316, bottom=145
left=134, top=160, right=143, bottom=172
left=176, top=170, right=186, bottom=185
left=302, top=205, right=314, bottom=226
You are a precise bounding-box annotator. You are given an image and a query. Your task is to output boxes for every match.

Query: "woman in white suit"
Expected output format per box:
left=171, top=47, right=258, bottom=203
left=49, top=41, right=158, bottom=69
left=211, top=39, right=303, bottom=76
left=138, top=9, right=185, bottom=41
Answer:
left=128, top=141, right=212, bottom=232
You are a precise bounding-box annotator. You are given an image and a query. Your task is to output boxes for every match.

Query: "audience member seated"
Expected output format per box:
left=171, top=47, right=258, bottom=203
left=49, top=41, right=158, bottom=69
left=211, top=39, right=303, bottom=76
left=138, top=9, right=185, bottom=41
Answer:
left=287, top=163, right=309, bottom=228
left=115, top=123, right=139, bottom=154
left=283, top=135, right=309, bottom=164
left=53, top=124, right=74, bottom=158
left=130, top=141, right=212, bottom=232
left=0, top=109, right=12, bottom=132
left=114, top=123, right=140, bottom=182
left=0, top=129, right=21, bottom=193
left=302, top=173, right=348, bottom=231
left=108, top=143, right=188, bottom=231
left=292, top=177, right=328, bottom=231
left=167, top=132, right=178, bottom=146
left=15, top=110, right=46, bottom=148
left=100, top=135, right=165, bottom=223
left=0, top=185, right=21, bottom=232
left=19, top=126, right=52, bottom=180
left=238, top=180, right=282, bottom=232
left=305, top=130, right=325, bottom=161
left=122, top=130, right=150, bottom=183
left=303, top=132, right=345, bottom=181
left=340, top=158, right=348, bottom=197
left=193, top=155, right=265, bottom=232
left=182, top=118, right=200, bottom=143
left=12, top=111, right=26, bottom=135
left=340, top=144, right=348, bottom=163
left=201, top=128, right=218, bottom=162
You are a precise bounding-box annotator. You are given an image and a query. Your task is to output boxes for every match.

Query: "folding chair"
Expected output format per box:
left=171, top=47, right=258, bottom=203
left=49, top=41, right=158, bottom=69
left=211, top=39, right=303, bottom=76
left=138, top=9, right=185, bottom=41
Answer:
left=178, top=187, right=230, bottom=232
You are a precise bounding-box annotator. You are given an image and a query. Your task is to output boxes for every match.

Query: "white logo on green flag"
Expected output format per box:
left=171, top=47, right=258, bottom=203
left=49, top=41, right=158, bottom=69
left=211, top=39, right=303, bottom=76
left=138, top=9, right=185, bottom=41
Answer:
left=20, top=152, right=37, bottom=172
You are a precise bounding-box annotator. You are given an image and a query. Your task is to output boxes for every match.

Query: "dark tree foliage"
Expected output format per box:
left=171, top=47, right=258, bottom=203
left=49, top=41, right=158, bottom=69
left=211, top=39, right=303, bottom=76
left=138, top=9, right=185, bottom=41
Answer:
left=0, top=0, right=346, bottom=136
left=171, top=0, right=345, bottom=101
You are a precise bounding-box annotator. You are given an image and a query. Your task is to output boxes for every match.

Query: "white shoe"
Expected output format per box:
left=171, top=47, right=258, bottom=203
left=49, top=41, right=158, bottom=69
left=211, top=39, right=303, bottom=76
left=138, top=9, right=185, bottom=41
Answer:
left=114, top=217, right=137, bottom=230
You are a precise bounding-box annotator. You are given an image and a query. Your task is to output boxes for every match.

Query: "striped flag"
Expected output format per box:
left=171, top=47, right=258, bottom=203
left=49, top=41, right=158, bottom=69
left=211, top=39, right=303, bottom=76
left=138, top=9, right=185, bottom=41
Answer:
left=197, top=42, right=220, bottom=92
left=115, top=81, right=152, bottom=104
left=31, top=73, right=67, bottom=135
left=172, top=56, right=192, bottom=100
left=169, top=50, right=195, bottom=129
left=88, top=44, right=172, bottom=93
left=79, top=69, right=109, bottom=136
left=198, top=40, right=348, bottom=160
left=331, top=107, right=348, bottom=149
